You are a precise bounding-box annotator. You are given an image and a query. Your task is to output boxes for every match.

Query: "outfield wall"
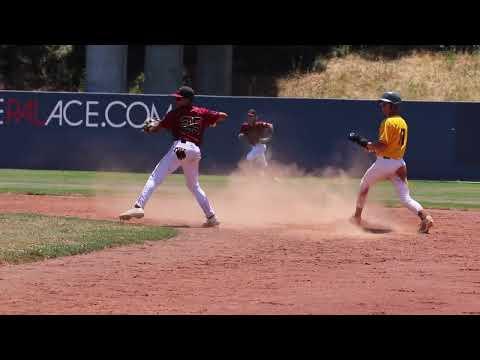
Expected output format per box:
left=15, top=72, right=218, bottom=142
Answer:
left=0, top=90, right=478, bottom=180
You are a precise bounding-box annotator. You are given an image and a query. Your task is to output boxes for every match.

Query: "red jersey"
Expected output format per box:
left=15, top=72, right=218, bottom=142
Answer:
left=239, top=120, right=273, bottom=145
left=159, top=105, right=222, bottom=146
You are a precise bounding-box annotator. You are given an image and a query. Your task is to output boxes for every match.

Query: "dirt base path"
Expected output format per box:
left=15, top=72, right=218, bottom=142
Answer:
left=1, top=194, right=479, bottom=314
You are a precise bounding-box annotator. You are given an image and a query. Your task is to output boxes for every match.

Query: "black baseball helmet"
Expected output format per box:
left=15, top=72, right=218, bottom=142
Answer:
left=172, top=86, right=195, bottom=100
left=378, top=91, right=402, bottom=105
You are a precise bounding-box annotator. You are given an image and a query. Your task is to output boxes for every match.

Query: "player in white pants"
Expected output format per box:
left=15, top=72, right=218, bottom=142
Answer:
left=239, top=109, right=273, bottom=170
left=246, top=143, right=268, bottom=167
left=134, top=140, right=212, bottom=218
left=351, top=91, right=434, bottom=233
left=119, top=86, right=228, bottom=227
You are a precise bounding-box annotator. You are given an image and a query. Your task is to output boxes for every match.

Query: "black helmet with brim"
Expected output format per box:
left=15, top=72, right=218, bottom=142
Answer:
left=378, top=91, right=402, bottom=105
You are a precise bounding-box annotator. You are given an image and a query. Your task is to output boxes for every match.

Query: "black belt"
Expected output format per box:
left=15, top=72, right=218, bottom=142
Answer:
left=381, top=156, right=402, bottom=160
left=177, top=139, right=200, bottom=146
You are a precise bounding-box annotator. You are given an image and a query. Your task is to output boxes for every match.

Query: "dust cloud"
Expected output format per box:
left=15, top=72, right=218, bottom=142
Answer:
left=95, top=157, right=404, bottom=235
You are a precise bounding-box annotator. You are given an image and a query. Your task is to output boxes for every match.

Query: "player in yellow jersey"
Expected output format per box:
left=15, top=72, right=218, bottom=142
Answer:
left=350, top=91, right=434, bottom=233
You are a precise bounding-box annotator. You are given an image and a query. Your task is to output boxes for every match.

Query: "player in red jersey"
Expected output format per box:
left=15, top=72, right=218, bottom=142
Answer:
left=119, top=86, right=228, bottom=227
left=238, top=109, right=274, bottom=170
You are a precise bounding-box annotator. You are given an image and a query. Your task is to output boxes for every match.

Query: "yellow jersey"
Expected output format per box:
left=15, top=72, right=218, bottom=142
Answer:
left=377, top=115, right=408, bottom=159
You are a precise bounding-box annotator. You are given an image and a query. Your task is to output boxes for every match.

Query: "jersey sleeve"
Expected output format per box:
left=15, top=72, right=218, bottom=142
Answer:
left=200, top=108, right=222, bottom=126
left=159, top=111, right=175, bottom=129
left=259, top=121, right=272, bottom=129
left=240, top=123, right=249, bottom=134
left=379, top=119, right=395, bottom=144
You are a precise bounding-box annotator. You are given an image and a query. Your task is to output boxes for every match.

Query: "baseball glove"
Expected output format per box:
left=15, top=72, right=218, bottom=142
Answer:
left=259, top=126, right=274, bottom=144
left=348, top=132, right=369, bottom=148
left=142, top=118, right=160, bottom=133
left=174, top=147, right=186, bottom=160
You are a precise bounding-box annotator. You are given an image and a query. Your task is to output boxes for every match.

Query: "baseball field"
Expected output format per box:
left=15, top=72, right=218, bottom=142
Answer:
left=1, top=168, right=479, bottom=314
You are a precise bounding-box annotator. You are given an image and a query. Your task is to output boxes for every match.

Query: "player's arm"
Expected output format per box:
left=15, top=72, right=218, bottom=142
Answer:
left=366, top=140, right=388, bottom=153
left=211, top=112, right=228, bottom=127
left=366, top=120, right=391, bottom=153
left=258, top=122, right=273, bottom=143
left=217, top=112, right=228, bottom=122
left=148, top=121, right=166, bottom=133
left=261, top=122, right=274, bottom=131
left=204, top=109, right=228, bottom=128
left=145, top=112, right=173, bottom=133
left=238, top=124, right=248, bottom=139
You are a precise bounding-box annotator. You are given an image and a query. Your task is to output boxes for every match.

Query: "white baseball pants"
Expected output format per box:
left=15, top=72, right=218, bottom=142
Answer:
left=135, top=140, right=215, bottom=218
left=357, top=157, right=423, bottom=214
left=246, top=144, right=268, bottom=167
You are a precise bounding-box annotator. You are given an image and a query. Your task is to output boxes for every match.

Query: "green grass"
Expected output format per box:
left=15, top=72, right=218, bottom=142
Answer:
left=0, top=169, right=228, bottom=196
left=370, top=180, right=480, bottom=210
left=0, top=213, right=177, bottom=264
left=270, top=176, right=480, bottom=210
left=0, top=169, right=479, bottom=210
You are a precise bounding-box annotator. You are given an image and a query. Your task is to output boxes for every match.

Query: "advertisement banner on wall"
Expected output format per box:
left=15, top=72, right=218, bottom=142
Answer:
left=0, top=90, right=478, bottom=179
left=0, top=91, right=171, bottom=130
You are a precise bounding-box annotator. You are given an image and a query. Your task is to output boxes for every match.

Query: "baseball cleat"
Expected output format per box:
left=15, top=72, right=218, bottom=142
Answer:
left=349, top=216, right=362, bottom=226
left=119, top=207, right=144, bottom=221
left=203, top=215, right=220, bottom=227
left=418, top=215, right=434, bottom=234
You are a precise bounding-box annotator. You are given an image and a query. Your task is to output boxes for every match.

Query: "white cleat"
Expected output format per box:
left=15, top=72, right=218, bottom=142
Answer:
left=119, top=207, right=145, bottom=221
left=418, top=215, right=434, bottom=234
left=203, top=215, right=220, bottom=228
left=349, top=216, right=362, bottom=227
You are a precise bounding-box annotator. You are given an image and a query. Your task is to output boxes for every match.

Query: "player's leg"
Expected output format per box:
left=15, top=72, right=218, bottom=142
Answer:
left=119, top=148, right=180, bottom=220
left=352, top=159, right=391, bottom=224
left=243, top=146, right=257, bottom=172
left=135, top=149, right=181, bottom=208
left=246, top=144, right=266, bottom=162
left=257, top=144, right=268, bottom=168
left=252, top=144, right=268, bottom=177
left=246, top=144, right=268, bottom=175
left=181, top=149, right=218, bottom=227
left=246, top=145, right=257, bottom=161
left=390, top=167, right=434, bottom=233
